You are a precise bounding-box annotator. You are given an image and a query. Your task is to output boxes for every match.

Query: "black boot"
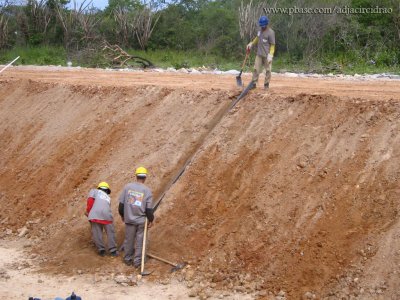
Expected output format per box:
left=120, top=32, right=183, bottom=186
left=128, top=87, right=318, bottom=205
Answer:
left=124, top=259, right=133, bottom=266
left=264, top=82, right=270, bottom=90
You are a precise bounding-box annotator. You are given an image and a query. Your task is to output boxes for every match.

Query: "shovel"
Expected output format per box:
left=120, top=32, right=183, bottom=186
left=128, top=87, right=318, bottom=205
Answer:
left=147, top=253, right=186, bottom=272
left=236, top=52, right=249, bottom=87
left=137, top=219, right=152, bottom=278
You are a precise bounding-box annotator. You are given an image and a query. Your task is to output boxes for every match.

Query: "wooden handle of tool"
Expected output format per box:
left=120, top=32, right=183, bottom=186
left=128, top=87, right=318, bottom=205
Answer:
left=141, top=218, right=148, bottom=274
left=241, top=52, right=249, bottom=70
left=147, top=253, right=176, bottom=267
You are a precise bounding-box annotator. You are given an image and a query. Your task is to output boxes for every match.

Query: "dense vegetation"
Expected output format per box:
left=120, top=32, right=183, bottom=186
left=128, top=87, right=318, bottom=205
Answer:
left=0, top=0, right=399, bottom=73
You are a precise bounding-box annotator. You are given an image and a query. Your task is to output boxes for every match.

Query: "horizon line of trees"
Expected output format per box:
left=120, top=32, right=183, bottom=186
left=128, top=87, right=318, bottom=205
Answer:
left=0, top=0, right=399, bottom=67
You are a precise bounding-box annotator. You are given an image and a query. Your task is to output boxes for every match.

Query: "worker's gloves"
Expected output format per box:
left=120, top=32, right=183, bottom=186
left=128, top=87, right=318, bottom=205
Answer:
left=267, top=54, right=273, bottom=63
left=246, top=42, right=252, bottom=54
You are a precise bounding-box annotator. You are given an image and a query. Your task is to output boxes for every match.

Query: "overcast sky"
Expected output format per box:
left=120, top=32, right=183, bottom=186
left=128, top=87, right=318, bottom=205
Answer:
left=92, top=0, right=108, bottom=9
left=67, top=0, right=172, bottom=10
left=5, top=0, right=171, bottom=10
left=68, top=0, right=109, bottom=9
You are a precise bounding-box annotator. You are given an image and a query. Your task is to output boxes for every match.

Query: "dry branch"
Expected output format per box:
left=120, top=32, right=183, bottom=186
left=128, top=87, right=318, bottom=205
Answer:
left=102, top=41, right=154, bottom=68
left=113, top=6, right=131, bottom=46
left=238, top=0, right=269, bottom=42
left=134, top=6, right=160, bottom=50
left=0, top=13, right=8, bottom=48
left=55, top=0, right=98, bottom=49
left=28, top=0, right=51, bottom=35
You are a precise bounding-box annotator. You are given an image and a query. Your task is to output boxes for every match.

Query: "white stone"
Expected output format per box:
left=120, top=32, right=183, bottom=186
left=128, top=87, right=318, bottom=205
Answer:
left=224, top=70, right=240, bottom=75
left=18, top=227, right=28, bottom=237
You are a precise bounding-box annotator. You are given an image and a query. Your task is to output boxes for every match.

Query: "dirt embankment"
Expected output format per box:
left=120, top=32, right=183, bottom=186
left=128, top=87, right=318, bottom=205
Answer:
left=151, top=93, right=400, bottom=299
left=1, top=73, right=400, bottom=299
left=0, top=78, right=231, bottom=267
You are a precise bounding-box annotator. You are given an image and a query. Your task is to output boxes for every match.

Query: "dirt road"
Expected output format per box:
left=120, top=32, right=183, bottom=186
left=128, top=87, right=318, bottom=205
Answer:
left=1, top=67, right=400, bottom=299
left=4, top=66, right=400, bottom=100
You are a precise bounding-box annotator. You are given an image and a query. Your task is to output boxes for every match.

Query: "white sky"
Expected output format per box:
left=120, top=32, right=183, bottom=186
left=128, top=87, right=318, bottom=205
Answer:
left=69, top=0, right=109, bottom=9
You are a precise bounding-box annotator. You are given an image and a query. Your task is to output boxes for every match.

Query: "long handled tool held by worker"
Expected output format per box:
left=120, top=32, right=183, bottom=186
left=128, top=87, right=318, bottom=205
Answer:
left=236, top=52, right=249, bottom=87
left=138, top=219, right=152, bottom=278
left=147, top=253, right=186, bottom=272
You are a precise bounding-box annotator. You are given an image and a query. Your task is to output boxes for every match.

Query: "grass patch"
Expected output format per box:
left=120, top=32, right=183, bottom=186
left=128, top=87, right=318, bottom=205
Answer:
left=1, top=46, right=399, bottom=75
left=0, top=46, right=67, bottom=66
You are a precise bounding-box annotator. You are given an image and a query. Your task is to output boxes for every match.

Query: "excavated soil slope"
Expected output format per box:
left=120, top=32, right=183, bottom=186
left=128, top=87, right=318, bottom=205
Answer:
left=151, top=93, right=400, bottom=299
left=1, top=73, right=400, bottom=299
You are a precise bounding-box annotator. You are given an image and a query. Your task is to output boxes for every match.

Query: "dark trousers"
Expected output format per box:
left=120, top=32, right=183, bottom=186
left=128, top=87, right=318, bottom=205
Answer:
left=90, top=222, right=117, bottom=252
left=124, top=223, right=145, bottom=266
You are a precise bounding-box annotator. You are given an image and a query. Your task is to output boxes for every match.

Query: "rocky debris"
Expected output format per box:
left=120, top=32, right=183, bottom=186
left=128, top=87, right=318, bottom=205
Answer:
left=302, top=291, right=316, bottom=299
left=114, top=274, right=136, bottom=286
left=297, top=155, right=309, bottom=169
left=5, top=229, right=12, bottom=235
left=26, top=218, right=41, bottom=225
left=188, top=289, right=198, bottom=297
left=275, top=290, right=287, bottom=300
left=159, top=278, right=170, bottom=285
left=257, top=290, right=268, bottom=297
left=15, top=65, right=400, bottom=81
left=183, top=268, right=196, bottom=281
left=23, top=243, right=33, bottom=249
left=18, top=226, right=28, bottom=237
left=0, top=269, right=10, bottom=280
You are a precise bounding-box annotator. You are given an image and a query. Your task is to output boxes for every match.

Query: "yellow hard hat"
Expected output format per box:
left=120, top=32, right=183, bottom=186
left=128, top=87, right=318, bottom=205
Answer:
left=135, top=167, right=148, bottom=177
left=97, top=181, right=110, bottom=189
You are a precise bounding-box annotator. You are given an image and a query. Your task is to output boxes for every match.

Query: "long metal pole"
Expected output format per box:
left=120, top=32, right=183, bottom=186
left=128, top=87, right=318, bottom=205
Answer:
left=153, top=83, right=252, bottom=212
left=0, top=56, right=20, bottom=74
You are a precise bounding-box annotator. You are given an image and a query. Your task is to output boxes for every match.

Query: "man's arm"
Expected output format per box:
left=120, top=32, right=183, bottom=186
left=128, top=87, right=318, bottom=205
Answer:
left=145, top=208, right=154, bottom=222
left=145, top=192, right=154, bottom=223
left=268, top=30, right=276, bottom=56
left=247, top=36, right=259, bottom=53
left=118, top=203, right=124, bottom=218
left=118, top=187, right=125, bottom=220
left=251, top=36, right=259, bottom=45
left=269, top=44, right=275, bottom=56
left=85, top=197, right=95, bottom=216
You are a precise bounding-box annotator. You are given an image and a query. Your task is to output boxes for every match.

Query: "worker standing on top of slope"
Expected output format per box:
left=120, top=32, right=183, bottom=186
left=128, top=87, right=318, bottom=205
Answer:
left=118, top=167, right=154, bottom=267
left=85, top=182, right=118, bottom=257
left=246, top=15, right=276, bottom=90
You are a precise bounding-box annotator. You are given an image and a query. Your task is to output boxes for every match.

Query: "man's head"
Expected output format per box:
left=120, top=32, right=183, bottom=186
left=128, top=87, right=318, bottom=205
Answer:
left=135, top=166, right=148, bottom=183
left=97, top=181, right=111, bottom=194
left=259, top=15, right=269, bottom=30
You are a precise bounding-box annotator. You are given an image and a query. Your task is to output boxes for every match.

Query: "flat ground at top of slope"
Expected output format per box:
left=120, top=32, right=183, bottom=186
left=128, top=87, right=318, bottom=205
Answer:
left=3, top=67, right=400, bottom=100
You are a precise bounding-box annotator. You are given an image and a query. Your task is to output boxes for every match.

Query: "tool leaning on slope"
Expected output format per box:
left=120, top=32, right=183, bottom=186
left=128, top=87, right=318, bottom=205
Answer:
left=246, top=15, right=276, bottom=90
left=118, top=167, right=154, bottom=268
left=85, top=182, right=118, bottom=257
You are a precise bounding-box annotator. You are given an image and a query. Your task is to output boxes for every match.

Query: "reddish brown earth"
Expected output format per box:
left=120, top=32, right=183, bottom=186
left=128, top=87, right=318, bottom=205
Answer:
left=1, top=67, right=400, bottom=299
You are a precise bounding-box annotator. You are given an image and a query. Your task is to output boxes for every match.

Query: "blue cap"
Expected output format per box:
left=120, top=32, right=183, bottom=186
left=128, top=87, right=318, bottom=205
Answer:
left=259, top=16, right=269, bottom=27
